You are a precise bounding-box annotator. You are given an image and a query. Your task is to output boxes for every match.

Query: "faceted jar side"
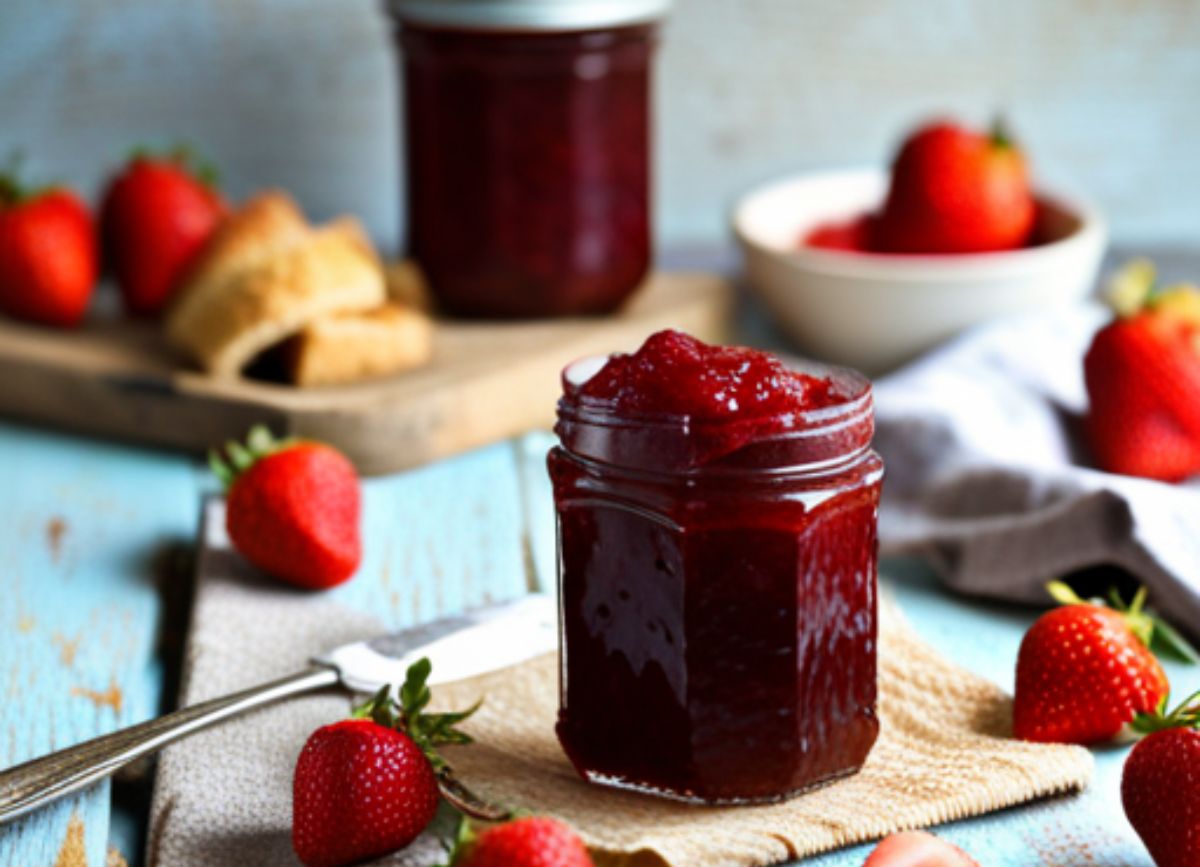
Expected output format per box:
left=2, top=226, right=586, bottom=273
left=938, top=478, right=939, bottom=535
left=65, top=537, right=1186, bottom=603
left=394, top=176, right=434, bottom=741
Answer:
left=549, top=445, right=883, bottom=804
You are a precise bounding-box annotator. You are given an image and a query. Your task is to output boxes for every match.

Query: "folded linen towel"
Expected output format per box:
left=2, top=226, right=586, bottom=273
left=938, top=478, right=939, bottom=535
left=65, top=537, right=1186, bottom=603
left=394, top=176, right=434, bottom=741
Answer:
left=874, top=303, right=1200, bottom=630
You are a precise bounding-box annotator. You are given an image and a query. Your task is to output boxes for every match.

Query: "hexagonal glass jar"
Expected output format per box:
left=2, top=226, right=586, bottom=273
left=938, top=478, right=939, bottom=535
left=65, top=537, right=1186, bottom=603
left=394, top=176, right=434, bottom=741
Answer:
left=548, top=358, right=883, bottom=804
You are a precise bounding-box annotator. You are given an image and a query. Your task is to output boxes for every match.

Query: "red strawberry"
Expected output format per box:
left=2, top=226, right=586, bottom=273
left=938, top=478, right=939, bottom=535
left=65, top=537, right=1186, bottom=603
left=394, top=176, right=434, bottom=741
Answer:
left=101, top=149, right=226, bottom=316
left=451, top=816, right=594, bottom=867
left=1123, top=728, right=1200, bottom=867
left=0, top=168, right=97, bottom=327
left=1013, top=583, right=1170, bottom=745
left=294, top=658, right=481, bottom=867
left=1085, top=259, right=1200, bottom=483
left=804, top=215, right=875, bottom=252
left=1121, top=694, right=1200, bottom=867
left=862, top=831, right=978, bottom=867
left=874, top=119, right=1035, bottom=254
left=211, top=426, right=361, bottom=590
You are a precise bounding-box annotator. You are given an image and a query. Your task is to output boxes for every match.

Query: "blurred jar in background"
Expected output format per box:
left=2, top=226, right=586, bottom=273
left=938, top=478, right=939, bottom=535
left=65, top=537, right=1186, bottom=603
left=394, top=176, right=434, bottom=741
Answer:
left=389, top=0, right=669, bottom=318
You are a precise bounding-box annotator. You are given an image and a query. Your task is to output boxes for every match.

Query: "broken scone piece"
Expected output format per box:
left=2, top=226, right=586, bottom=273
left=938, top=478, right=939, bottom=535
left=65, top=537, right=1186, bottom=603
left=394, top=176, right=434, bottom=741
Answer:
left=166, top=191, right=432, bottom=384
left=284, top=302, right=433, bottom=387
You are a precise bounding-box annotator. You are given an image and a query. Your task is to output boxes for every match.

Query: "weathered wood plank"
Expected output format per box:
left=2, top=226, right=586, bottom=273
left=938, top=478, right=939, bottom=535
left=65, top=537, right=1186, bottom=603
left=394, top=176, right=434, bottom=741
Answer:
left=513, top=434, right=557, bottom=594
left=332, top=440, right=534, bottom=624
left=0, top=422, right=202, bottom=867
left=0, top=273, right=732, bottom=477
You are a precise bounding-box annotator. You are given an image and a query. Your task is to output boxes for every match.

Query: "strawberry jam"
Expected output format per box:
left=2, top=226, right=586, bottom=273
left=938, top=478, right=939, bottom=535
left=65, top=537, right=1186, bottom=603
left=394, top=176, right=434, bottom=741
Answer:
left=549, top=331, right=883, bottom=803
left=395, top=16, right=660, bottom=318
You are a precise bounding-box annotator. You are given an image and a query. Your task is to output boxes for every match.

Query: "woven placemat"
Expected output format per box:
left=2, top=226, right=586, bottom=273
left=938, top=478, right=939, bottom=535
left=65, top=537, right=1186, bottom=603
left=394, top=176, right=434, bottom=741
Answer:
left=433, top=600, right=1093, bottom=867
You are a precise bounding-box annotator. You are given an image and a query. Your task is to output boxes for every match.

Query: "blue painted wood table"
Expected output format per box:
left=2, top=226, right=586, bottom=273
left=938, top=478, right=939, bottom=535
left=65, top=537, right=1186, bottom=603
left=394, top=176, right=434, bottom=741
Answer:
left=0, top=420, right=1193, bottom=866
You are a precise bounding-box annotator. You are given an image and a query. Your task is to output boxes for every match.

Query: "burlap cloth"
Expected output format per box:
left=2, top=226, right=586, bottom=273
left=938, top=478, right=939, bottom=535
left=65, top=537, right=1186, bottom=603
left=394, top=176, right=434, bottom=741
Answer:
left=149, top=502, right=1091, bottom=865
left=432, top=601, right=1092, bottom=867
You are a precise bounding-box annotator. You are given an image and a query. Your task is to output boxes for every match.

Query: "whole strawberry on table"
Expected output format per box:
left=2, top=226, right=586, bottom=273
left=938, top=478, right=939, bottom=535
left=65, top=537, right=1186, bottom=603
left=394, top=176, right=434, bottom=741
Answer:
left=292, top=657, right=476, bottom=867
left=1122, top=694, right=1200, bottom=867
left=1010, top=580, right=1200, bottom=865
left=210, top=425, right=362, bottom=590
left=0, top=158, right=97, bottom=327
left=1012, top=581, right=1200, bottom=746
left=292, top=656, right=596, bottom=867
left=1085, top=259, right=1200, bottom=483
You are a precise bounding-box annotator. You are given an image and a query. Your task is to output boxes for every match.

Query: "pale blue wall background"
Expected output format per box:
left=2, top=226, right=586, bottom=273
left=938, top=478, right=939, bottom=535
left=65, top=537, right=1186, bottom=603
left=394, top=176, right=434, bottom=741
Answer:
left=2, top=0, right=1198, bottom=255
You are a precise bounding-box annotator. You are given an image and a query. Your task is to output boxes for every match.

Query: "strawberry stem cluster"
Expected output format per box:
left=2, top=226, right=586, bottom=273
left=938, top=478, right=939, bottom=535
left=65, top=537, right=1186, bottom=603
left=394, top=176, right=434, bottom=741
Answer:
left=1047, top=580, right=1198, bottom=664
left=353, top=658, right=509, bottom=824
left=208, top=424, right=292, bottom=490
left=0, top=152, right=51, bottom=207
left=1104, top=257, right=1200, bottom=320
left=128, top=143, right=221, bottom=189
left=1131, top=689, right=1200, bottom=736
left=352, top=658, right=481, bottom=773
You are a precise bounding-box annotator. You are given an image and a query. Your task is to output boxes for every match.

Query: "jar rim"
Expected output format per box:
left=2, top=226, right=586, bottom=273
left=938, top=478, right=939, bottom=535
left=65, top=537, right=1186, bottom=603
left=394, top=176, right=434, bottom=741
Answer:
left=559, top=353, right=873, bottom=432
left=387, top=0, right=670, bottom=30
left=555, top=354, right=877, bottom=473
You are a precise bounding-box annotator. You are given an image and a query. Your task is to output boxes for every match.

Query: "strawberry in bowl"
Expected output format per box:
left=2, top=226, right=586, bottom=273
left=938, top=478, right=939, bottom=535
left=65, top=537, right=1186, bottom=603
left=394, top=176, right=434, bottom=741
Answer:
left=873, top=120, right=1035, bottom=254
left=733, top=117, right=1105, bottom=374
left=803, top=119, right=1038, bottom=256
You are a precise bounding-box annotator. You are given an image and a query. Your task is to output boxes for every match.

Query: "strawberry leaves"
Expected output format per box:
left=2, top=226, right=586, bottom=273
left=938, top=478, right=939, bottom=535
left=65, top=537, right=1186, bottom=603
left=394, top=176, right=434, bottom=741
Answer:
left=127, top=143, right=221, bottom=189
left=1046, top=580, right=1198, bottom=664
left=351, top=657, right=480, bottom=770
left=1130, top=688, right=1200, bottom=736
left=208, top=424, right=292, bottom=490
left=351, top=658, right=508, bottom=823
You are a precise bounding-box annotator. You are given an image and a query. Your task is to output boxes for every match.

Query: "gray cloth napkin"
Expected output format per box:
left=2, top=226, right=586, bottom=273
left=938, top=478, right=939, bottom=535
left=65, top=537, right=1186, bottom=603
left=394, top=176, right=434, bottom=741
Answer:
left=874, top=302, right=1200, bottom=631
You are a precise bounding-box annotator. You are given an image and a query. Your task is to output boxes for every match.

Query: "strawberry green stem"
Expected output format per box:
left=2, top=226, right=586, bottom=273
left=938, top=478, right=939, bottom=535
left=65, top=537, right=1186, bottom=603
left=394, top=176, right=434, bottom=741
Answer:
left=207, top=424, right=292, bottom=491
left=126, top=143, right=221, bottom=189
left=990, top=115, right=1014, bottom=150
left=351, top=658, right=508, bottom=822
left=0, top=152, right=49, bottom=207
left=1044, top=580, right=1197, bottom=661
left=1131, top=688, right=1200, bottom=734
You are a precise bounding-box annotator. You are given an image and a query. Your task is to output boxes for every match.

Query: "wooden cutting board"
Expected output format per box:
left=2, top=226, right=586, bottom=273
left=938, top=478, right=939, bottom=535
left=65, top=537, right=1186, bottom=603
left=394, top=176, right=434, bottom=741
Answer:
left=0, top=272, right=732, bottom=475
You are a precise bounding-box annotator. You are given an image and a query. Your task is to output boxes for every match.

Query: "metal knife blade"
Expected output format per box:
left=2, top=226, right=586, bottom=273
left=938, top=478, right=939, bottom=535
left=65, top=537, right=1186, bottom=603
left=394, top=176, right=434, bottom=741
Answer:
left=314, top=594, right=559, bottom=694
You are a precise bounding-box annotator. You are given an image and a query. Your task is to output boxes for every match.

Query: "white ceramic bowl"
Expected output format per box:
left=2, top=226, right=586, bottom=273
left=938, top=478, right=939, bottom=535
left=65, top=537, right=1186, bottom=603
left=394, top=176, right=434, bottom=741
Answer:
left=733, top=168, right=1107, bottom=375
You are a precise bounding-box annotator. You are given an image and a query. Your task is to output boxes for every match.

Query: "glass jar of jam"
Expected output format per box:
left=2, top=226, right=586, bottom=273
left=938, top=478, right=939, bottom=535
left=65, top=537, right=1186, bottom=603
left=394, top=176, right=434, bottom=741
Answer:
left=548, top=330, right=884, bottom=804
left=388, top=0, right=669, bottom=318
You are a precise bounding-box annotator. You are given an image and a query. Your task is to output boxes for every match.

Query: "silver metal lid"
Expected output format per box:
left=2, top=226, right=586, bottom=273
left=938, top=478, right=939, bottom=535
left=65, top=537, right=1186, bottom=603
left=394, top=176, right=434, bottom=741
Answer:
left=388, top=0, right=670, bottom=30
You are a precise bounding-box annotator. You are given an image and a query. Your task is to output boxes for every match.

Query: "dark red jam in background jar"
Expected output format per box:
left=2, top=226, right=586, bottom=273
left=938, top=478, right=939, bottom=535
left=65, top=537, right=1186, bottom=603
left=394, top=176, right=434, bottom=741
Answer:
left=548, top=330, right=884, bottom=803
left=389, top=0, right=669, bottom=318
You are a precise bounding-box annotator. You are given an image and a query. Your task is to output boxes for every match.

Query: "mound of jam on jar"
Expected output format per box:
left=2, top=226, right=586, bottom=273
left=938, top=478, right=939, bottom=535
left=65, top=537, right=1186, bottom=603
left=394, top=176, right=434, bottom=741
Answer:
left=550, top=330, right=883, bottom=804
